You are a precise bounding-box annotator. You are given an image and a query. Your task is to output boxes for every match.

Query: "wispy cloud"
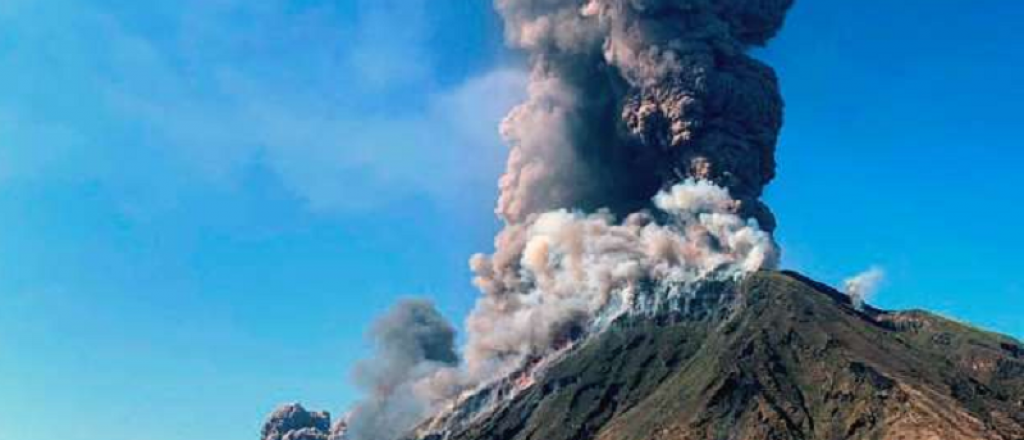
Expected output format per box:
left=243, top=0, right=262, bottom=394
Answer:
left=346, top=0, right=432, bottom=89
left=0, top=0, right=526, bottom=213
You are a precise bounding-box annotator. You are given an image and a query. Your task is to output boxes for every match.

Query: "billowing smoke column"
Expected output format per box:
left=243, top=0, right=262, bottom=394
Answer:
left=494, top=0, right=790, bottom=230
left=466, top=0, right=791, bottom=382
left=275, top=1, right=795, bottom=439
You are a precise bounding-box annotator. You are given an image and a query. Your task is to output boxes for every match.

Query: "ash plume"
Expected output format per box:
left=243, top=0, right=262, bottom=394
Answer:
left=466, top=0, right=792, bottom=381
left=342, top=300, right=463, bottom=440
left=294, top=1, right=796, bottom=439
left=494, top=0, right=791, bottom=230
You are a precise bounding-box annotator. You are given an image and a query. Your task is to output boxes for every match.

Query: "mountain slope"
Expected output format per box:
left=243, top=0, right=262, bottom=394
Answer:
left=428, top=271, right=1024, bottom=440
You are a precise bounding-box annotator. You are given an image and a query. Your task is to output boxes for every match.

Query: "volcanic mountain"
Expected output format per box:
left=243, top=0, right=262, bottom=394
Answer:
left=406, top=271, right=1024, bottom=440
left=259, top=1, right=1023, bottom=439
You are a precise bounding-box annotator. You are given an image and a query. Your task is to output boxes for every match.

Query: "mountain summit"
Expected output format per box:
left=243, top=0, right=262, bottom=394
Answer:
left=402, top=271, right=1023, bottom=440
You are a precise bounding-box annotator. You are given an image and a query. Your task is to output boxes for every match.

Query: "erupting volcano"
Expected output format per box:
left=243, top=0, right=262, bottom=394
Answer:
left=260, top=1, right=1024, bottom=440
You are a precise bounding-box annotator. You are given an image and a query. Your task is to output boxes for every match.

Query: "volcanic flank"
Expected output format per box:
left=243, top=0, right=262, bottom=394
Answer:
left=408, top=272, right=1024, bottom=440
left=259, top=1, right=1024, bottom=440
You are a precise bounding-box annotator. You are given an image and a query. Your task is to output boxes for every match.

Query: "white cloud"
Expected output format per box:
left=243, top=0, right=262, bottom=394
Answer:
left=109, top=66, right=527, bottom=211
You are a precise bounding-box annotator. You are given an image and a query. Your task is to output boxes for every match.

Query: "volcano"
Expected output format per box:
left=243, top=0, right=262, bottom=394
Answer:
left=404, top=271, right=1024, bottom=440
left=260, top=1, right=1024, bottom=439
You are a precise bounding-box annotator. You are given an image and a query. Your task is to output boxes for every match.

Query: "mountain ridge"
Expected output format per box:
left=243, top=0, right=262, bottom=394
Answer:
left=415, top=271, right=1024, bottom=440
left=260, top=271, right=1023, bottom=440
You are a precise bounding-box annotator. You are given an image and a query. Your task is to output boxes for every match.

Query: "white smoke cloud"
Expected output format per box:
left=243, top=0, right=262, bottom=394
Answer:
left=465, top=180, right=777, bottom=381
left=333, top=181, right=777, bottom=440
left=843, top=267, right=885, bottom=311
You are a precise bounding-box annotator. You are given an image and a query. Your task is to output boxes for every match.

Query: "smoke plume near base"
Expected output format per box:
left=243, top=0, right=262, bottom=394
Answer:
left=844, top=267, right=885, bottom=311
left=340, top=300, right=463, bottom=440
left=336, top=181, right=776, bottom=440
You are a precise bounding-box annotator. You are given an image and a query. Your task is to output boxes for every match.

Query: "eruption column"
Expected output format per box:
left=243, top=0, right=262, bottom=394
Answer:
left=333, top=1, right=795, bottom=439
left=468, top=0, right=793, bottom=380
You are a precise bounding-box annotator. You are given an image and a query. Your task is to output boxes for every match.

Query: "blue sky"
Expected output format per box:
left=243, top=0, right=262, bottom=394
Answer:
left=0, top=1, right=1021, bottom=440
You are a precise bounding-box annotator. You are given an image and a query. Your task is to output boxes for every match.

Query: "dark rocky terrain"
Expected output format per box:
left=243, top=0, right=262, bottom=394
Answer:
left=421, top=271, right=1024, bottom=440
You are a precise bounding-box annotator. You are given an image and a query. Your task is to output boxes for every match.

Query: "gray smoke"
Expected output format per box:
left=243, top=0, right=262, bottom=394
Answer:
left=494, top=0, right=792, bottom=230
left=343, top=300, right=463, bottom=440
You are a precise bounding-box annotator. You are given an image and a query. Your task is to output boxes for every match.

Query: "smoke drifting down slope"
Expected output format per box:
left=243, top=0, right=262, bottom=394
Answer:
left=266, top=1, right=796, bottom=440
left=464, top=180, right=777, bottom=382
left=329, top=181, right=778, bottom=440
